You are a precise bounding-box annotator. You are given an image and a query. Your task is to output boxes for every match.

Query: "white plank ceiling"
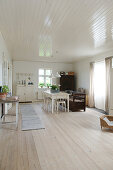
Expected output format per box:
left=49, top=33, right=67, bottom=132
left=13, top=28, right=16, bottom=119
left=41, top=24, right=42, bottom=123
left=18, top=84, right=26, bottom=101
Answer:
left=0, top=0, right=113, bottom=62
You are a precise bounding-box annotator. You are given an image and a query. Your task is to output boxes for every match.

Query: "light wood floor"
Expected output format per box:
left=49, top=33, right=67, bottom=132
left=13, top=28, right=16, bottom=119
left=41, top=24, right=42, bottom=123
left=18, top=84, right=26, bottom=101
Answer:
left=0, top=103, right=113, bottom=170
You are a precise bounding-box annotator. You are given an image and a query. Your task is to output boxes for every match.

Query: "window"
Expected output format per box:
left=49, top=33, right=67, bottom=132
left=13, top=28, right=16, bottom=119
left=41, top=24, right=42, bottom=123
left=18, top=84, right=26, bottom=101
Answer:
left=38, top=68, right=52, bottom=87
left=112, top=58, right=113, bottom=68
left=94, top=61, right=105, bottom=110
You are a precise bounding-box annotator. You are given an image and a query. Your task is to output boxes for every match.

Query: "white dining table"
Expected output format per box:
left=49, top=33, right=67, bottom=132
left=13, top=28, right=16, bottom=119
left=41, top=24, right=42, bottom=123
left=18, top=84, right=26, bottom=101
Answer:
left=43, top=90, right=69, bottom=113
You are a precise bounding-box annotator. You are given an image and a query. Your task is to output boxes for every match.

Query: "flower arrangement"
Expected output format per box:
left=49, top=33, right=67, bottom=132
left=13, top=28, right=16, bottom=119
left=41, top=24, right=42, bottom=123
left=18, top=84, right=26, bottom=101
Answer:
left=51, top=84, right=59, bottom=90
left=50, top=84, right=59, bottom=93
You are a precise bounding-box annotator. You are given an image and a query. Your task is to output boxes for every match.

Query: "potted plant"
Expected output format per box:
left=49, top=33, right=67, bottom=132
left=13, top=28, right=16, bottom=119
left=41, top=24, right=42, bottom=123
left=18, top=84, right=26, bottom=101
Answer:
left=39, top=83, right=45, bottom=88
left=51, top=84, right=59, bottom=93
left=46, top=83, right=51, bottom=88
left=2, top=85, right=9, bottom=94
left=0, top=85, right=9, bottom=100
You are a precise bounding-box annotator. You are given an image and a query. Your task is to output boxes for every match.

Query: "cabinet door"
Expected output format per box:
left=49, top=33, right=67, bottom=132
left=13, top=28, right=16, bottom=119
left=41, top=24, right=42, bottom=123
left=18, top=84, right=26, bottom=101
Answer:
left=38, top=90, right=43, bottom=99
left=25, top=86, right=35, bottom=102
left=16, top=86, right=26, bottom=102
left=60, top=75, right=75, bottom=91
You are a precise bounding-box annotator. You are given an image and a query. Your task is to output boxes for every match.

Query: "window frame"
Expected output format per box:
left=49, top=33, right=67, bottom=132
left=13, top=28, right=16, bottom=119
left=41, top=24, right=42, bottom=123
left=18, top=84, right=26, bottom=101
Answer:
left=38, top=68, right=52, bottom=87
left=112, top=58, right=113, bottom=68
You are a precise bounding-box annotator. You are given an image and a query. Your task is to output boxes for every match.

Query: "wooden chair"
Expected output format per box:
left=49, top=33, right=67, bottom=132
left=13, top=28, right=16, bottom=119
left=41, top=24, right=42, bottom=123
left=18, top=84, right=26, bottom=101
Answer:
left=100, top=115, right=113, bottom=129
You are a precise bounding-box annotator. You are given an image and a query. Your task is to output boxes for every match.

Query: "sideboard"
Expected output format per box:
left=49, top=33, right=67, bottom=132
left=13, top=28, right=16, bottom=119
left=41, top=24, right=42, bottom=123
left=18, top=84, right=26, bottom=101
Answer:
left=16, top=85, right=35, bottom=102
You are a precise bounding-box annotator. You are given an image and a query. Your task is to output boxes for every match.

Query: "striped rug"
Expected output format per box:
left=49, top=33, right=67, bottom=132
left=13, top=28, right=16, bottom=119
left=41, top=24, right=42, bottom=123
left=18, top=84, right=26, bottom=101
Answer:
left=20, top=104, right=45, bottom=131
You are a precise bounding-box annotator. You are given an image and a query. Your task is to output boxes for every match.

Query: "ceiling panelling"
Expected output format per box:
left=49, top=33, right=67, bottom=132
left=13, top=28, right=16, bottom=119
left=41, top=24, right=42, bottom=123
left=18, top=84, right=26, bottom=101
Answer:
left=0, top=0, right=113, bottom=62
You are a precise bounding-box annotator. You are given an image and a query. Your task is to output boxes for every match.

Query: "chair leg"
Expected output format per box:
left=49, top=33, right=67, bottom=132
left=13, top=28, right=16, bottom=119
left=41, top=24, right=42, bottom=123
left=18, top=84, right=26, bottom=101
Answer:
left=64, top=103, right=66, bottom=112
left=55, top=101, right=57, bottom=112
left=62, top=103, right=64, bottom=111
left=47, top=100, right=49, bottom=113
left=47, top=99, right=50, bottom=113
left=46, top=99, right=48, bottom=111
left=50, top=102, right=52, bottom=113
left=57, top=103, right=59, bottom=113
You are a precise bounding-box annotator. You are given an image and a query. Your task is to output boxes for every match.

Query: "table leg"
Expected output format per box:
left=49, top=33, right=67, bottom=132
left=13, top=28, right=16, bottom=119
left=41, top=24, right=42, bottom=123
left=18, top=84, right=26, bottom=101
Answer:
left=52, top=98, right=54, bottom=114
left=43, top=95, right=45, bottom=110
left=67, top=97, right=69, bottom=112
left=2, top=103, right=5, bottom=122
left=1, top=103, right=3, bottom=118
left=16, top=102, right=19, bottom=129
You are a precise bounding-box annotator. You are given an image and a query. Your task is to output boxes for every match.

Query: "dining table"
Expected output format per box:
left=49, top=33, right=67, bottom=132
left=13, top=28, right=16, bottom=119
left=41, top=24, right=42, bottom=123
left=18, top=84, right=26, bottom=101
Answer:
left=43, top=90, right=69, bottom=113
left=0, top=96, right=19, bottom=128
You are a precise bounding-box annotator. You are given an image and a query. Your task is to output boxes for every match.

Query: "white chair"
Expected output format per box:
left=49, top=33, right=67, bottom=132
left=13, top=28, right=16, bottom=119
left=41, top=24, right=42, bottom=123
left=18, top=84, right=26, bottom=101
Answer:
left=56, top=99, right=66, bottom=112
left=43, top=92, right=53, bottom=113
left=46, top=97, right=52, bottom=112
left=55, top=93, right=67, bottom=113
left=43, top=92, right=49, bottom=111
left=43, top=92, right=68, bottom=113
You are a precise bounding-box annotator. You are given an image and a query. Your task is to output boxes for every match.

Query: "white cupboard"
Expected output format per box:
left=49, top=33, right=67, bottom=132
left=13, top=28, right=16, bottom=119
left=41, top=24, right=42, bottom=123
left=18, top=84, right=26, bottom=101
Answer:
left=16, top=85, right=35, bottom=102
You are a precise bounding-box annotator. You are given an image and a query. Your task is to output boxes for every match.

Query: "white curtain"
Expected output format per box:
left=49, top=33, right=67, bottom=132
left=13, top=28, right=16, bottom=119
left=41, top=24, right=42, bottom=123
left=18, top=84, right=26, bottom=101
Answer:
left=105, top=57, right=112, bottom=113
left=94, top=61, right=105, bottom=110
left=89, top=62, right=95, bottom=107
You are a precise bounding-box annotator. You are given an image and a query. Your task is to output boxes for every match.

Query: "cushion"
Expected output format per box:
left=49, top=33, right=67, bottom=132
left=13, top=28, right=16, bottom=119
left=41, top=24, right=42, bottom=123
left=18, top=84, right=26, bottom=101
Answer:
left=103, top=117, right=113, bottom=126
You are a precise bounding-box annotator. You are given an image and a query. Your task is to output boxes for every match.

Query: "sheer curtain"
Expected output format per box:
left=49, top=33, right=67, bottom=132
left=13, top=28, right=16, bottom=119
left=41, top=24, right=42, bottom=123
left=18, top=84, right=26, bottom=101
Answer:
left=94, top=61, right=105, bottom=110
left=89, top=62, right=95, bottom=107
left=105, top=57, right=112, bottom=113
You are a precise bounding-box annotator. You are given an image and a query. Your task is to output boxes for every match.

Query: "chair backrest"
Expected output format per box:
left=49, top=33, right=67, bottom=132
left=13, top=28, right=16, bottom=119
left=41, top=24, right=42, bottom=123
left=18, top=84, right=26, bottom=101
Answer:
left=55, top=93, right=68, bottom=100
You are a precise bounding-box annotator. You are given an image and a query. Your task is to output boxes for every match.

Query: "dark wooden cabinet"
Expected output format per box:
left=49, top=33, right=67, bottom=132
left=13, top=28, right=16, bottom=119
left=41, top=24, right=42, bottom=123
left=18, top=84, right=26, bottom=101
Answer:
left=69, top=92, right=86, bottom=112
left=60, top=75, right=75, bottom=91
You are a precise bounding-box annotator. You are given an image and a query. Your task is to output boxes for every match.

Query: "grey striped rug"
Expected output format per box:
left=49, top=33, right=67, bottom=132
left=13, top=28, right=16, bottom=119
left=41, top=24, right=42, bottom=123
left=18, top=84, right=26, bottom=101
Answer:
left=20, top=104, right=45, bottom=131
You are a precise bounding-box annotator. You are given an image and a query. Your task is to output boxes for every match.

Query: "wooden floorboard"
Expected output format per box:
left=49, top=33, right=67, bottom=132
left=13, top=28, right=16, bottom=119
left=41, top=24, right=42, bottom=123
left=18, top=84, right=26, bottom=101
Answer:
left=0, top=103, right=113, bottom=170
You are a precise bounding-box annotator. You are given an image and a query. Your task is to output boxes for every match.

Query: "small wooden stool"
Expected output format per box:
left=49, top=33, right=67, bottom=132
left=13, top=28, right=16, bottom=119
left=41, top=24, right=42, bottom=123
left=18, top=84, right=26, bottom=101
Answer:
left=100, top=115, right=113, bottom=129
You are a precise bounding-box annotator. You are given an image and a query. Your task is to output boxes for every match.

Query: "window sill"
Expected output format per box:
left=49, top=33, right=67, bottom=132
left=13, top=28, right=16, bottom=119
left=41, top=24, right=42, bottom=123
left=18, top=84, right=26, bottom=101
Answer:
left=38, top=87, right=51, bottom=89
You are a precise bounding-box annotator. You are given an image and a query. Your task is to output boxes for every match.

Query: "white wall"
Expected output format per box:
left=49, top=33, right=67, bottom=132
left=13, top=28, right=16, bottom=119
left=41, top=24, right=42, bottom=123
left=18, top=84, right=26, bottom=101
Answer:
left=74, top=58, right=90, bottom=92
left=0, top=32, right=12, bottom=86
left=0, top=55, right=2, bottom=85
left=74, top=53, right=112, bottom=93
left=0, top=31, right=12, bottom=86
left=0, top=32, right=12, bottom=113
left=13, top=60, right=74, bottom=99
left=0, top=32, right=12, bottom=81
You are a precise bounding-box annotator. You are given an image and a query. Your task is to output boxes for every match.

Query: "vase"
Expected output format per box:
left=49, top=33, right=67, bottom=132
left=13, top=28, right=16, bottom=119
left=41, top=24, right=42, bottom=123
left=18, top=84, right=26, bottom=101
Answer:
left=51, top=89, right=59, bottom=93
left=0, top=93, right=7, bottom=100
